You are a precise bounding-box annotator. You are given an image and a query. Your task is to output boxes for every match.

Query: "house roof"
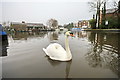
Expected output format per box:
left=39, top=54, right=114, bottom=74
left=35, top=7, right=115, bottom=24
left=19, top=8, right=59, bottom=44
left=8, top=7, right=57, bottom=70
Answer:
left=11, top=22, right=44, bottom=26
left=106, top=8, right=118, bottom=14
left=27, top=23, right=44, bottom=25
left=11, top=22, right=23, bottom=25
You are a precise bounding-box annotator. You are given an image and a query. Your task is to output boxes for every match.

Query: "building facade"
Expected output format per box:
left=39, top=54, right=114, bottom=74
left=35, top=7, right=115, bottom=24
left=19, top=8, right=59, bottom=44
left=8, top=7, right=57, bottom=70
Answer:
left=10, top=22, right=45, bottom=31
left=74, top=20, right=90, bottom=29
left=100, top=8, right=120, bottom=25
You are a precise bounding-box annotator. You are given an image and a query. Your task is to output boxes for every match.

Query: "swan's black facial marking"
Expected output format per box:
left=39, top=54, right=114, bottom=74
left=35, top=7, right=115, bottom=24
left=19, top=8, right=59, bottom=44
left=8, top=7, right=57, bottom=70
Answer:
left=69, top=32, right=73, bottom=35
left=69, top=32, right=74, bottom=37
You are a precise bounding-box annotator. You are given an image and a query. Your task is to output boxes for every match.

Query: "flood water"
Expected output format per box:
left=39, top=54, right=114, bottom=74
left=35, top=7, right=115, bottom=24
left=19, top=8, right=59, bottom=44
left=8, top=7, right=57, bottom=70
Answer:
left=1, top=31, right=120, bottom=78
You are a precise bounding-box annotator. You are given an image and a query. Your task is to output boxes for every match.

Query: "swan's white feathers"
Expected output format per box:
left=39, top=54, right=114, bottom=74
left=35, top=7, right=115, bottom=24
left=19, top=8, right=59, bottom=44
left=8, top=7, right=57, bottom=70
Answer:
left=43, top=31, right=72, bottom=61
left=43, top=43, right=68, bottom=60
left=43, top=48, right=49, bottom=56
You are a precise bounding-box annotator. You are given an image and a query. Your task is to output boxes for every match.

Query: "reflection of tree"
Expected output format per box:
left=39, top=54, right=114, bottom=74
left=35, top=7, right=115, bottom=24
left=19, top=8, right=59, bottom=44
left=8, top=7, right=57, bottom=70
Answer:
left=48, top=31, right=58, bottom=41
left=1, top=40, right=9, bottom=57
left=86, top=32, right=119, bottom=76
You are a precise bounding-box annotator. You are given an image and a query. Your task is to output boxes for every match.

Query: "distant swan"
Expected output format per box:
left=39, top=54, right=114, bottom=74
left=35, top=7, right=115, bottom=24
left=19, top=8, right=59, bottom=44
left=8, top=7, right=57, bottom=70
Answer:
left=43, top=31, right=74, bottom=61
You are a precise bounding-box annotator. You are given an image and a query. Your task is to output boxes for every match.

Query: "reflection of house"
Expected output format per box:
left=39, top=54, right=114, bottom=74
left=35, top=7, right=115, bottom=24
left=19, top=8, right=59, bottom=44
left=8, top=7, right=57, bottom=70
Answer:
left=76, top=31, right=87, bottom=38
left=10, top=22, right=45, bottom=31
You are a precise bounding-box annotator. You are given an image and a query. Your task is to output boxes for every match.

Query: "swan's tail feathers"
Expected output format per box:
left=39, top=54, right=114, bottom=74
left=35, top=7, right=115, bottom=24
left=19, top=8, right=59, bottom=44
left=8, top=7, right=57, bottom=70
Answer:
left=43, top=48, right=49, bottom=56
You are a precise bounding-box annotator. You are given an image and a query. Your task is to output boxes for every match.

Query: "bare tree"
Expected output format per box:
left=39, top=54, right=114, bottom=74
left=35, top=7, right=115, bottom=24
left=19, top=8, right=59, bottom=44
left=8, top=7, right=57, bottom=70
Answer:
left=112, top=0, right=120, bottom=28
left=112, top=0, right=119, bottom=9
left=47, top=18, right=58, bottom=29
left=88, top=0, right=107, bottom=29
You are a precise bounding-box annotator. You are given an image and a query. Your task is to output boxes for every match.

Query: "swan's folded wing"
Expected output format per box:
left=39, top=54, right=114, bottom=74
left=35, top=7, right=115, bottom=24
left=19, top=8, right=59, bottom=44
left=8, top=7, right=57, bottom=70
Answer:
left=43, top=48, right=49, bottom=56
left=46, top=43, right=67, bottom=58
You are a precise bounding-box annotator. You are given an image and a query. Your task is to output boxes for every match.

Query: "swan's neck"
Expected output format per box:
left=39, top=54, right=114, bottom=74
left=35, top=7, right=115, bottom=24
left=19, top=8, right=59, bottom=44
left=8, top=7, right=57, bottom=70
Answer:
left=65, top=35, right=71, bottom=57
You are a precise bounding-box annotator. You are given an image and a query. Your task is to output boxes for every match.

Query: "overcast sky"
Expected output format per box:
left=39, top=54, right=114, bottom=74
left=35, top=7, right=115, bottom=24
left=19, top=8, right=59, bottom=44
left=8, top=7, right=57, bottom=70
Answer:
left=1, top=0, right=119, bottom=25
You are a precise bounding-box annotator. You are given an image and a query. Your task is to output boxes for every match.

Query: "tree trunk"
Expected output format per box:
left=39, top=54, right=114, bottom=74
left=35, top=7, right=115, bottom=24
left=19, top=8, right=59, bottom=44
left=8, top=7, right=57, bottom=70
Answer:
left=96, top=1, right=101, bottom=29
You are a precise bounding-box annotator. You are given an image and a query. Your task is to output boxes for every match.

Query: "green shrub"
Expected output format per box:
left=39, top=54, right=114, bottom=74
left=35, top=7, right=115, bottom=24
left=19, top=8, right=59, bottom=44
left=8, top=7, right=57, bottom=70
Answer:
left=89, top=19, right=96, bottom=29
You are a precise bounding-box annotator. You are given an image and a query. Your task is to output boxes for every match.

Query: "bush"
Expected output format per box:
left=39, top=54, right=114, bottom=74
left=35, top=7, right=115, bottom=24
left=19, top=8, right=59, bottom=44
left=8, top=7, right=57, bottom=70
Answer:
left=64, top=23, right=74, bottom=30
left=89, top=19, right=96, bottom=29
left=106, top=17, right=118, bottom=29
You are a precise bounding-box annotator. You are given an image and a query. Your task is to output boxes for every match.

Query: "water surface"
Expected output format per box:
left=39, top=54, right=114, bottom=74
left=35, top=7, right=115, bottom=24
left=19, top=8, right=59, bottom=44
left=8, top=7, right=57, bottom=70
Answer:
left=2, top=31, right=119, bottom=78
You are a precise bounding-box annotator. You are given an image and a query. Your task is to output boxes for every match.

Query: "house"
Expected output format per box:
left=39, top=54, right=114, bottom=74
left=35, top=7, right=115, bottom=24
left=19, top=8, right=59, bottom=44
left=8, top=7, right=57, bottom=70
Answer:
left=10, top=22, right=45, bottom=31
left=26, top=23, right=45, bottom=31
left=100, top=8, right=120, bottom=26
left=58, top=25, right=64, bottom=30
left=75, top=20, right=90, bottom=29
left=101, top=8, right=119, bottom=19
left=100, top=1, right=120, bottom=25
left=10, top=22, right=27, bottom=31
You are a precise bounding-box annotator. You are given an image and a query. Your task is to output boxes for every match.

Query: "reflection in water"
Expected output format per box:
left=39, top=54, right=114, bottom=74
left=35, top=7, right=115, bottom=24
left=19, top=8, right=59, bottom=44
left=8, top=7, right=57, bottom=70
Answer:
left=8, top=31, right=48, bottom=40
left=47, top=31, right=59, bottom=41
left=8, top=31, right=60, bottom=42
left=3, top=31, right=119, bottom=78
left=72, top=31, right=87, bottom=38
left=85, top=32, right=119, bottom=75
left=1, top=39, right=9, bottom=57
left=65, top=61, right=72, bottom=79
left=46, top=56, right=72, bottom=79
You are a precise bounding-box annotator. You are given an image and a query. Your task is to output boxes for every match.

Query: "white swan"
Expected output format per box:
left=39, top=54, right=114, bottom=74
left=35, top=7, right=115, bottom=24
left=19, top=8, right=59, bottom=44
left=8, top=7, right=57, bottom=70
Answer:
left=43, top=31, right=74, bottom=61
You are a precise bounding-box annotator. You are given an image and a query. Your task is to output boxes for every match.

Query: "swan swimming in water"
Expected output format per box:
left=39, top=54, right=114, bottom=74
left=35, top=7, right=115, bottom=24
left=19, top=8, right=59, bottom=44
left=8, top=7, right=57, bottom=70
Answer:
left=43, top=31, right=74, bottom=61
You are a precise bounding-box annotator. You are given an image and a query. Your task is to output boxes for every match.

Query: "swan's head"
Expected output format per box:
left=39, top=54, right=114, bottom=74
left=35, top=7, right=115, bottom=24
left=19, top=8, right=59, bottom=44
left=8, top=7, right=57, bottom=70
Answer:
left=65, top=31, right=74, bottom=37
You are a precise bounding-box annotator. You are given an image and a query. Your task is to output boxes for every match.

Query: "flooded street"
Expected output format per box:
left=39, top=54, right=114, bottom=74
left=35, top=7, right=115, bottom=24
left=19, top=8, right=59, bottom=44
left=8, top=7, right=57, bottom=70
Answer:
left=2, top=31, right=119, bottom=78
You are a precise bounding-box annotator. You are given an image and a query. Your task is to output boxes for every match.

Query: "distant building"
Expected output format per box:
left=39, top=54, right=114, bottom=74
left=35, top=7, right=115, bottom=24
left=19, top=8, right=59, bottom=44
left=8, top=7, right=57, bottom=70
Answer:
left=26, top=23, right=45, bottom=31
left=74, top=20, right=90, bottom=29
left=11, top=22, right=27, bottom=31
left=2, top=21, right=11, bottom=27
left=10, top=22, right=45, bottom=31
left=58, top=25, right=64, bottom=30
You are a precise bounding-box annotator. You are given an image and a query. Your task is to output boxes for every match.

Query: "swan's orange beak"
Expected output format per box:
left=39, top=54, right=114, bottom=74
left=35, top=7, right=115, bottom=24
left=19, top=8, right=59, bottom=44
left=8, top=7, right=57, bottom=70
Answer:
left=70, top=34, right=74, bottom=37
left=70, top=33, right=75, bottom=37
